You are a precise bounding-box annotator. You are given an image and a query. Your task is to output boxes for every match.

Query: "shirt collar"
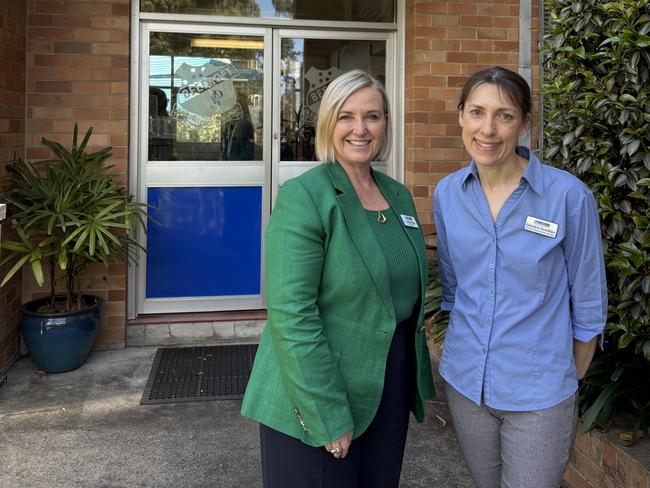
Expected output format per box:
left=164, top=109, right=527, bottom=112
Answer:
left=460, top=146, right=545, bottom=197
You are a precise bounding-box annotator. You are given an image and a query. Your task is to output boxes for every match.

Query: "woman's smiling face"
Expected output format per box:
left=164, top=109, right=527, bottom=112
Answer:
left=459, top=82, right=529, bottom=170
left=332, top=86, right=387, bottom=170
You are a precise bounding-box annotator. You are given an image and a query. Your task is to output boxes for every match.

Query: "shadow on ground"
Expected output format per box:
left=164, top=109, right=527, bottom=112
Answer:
left=0, top=347, right=472, bottom=488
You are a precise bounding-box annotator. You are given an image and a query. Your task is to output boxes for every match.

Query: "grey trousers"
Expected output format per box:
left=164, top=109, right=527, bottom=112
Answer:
left=444, top=382, right=579, bottom=488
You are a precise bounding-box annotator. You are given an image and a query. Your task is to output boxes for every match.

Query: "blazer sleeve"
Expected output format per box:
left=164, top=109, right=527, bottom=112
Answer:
left=265, top=178, right=354, bottom=446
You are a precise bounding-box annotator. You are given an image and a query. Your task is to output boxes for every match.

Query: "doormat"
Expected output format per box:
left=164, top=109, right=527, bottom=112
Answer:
left=140, top=344, right=258, bottom=405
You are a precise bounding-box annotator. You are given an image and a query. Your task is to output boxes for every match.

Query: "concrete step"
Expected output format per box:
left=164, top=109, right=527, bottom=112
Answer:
left=126, top=320, right=266, bottom=347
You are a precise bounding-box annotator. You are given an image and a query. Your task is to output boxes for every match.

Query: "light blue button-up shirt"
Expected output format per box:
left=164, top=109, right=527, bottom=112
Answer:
left=434, top=148, right=607, bottom=411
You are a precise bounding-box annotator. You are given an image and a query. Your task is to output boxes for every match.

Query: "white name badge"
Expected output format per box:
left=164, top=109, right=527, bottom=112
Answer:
left=524, top=216, right=558, bottom=238
left=400, top=214, right=419, bottom=228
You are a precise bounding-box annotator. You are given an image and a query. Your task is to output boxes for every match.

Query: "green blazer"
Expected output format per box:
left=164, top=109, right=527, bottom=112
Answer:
left=241, top=162, right=435, bottom=447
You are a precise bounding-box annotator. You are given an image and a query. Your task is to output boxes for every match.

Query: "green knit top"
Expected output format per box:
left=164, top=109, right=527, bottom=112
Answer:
left=365, top=207, right=420, bottom=323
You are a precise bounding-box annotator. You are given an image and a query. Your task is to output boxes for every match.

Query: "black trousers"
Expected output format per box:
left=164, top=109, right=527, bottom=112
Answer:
left=260, top=320, right=415, bottom=488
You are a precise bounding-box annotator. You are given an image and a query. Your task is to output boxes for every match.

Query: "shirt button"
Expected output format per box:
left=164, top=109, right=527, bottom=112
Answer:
left=489, top=291, right=494, bottom=297
left=489, top=263, right=494, bottom=269
left=482, top=348, right=486, bottom=353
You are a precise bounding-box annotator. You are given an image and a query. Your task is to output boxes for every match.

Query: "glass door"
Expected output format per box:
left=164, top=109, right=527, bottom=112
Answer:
left=135, top=23, right=393, bottom=315
left=137, top=23, right=271, bottom=314
left=272, top=29, right=393, bottom=200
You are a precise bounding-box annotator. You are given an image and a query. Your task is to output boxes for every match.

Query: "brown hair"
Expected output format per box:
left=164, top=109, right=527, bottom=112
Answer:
left=458, top=66, right=531, bottom=117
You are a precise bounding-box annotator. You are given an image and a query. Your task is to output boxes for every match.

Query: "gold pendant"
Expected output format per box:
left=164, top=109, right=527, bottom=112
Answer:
left=377, top=211, right=387, bottom=224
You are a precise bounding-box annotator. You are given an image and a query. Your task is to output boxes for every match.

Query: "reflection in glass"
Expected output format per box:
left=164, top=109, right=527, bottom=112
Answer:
left=148, top=32, right=264, bottom=161
left=141, top=0, right=394, bottom=22
left=280, top=38, right=386, bottom=162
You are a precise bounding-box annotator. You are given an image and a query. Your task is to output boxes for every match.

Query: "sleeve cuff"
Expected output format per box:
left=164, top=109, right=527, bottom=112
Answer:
left=573, top=326, right=604, bottom=347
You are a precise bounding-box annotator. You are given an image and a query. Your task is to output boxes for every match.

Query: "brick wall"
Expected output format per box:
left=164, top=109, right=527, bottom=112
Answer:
left=23, top=0, right=130, bottom=349
left=0, top=1, right=27, bottom=372
left=563, top=421, right=650, bottom=488
left=404, top=0, right=540, bottom=238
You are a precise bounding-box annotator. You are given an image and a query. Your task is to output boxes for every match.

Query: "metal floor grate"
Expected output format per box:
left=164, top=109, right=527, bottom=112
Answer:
left=141, top=344, right=258, bottom=405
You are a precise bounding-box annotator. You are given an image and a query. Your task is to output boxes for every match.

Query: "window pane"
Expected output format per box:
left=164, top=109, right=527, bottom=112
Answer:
left=140, top=0, right=395, bottom=22
left=149, top=32, right=264, bottom=161
left=280, top=38, right=386, bottom=161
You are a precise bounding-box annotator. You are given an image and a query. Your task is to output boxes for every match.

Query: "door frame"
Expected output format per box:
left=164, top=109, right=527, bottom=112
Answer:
left=128, top=17, right=401, bottom=319
left=134, top=21, right=272, bottom=315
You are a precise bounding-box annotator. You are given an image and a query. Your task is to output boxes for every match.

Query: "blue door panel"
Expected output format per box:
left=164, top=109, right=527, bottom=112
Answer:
left=146, top=186, right=262, bottom=298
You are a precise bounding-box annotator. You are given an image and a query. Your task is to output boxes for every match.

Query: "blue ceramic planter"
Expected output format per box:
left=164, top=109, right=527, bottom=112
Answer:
left=21, top=295, right=103, bottom=374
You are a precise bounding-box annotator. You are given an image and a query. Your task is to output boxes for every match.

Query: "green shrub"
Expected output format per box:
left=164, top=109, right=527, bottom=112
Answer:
left=543, top=0, right=650, bottom=440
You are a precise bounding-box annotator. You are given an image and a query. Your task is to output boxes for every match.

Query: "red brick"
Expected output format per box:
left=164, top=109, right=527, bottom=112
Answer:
left=73, top=28, right=111, bottom=42
left=413, top=13, right=432, bottom=27
left=462, top=15, right=494, bottom=27
left=69, top=55, right=113, bottom=68
left=494, top=40, right=519, bottom=52
left=414, top=26, right=446, bottom=39
left=477, top=4, right=513, bottom=16
left=53, top=66, right=93, bottom=81
left=28, top=14, right=54, bottom=27
left=447, top=27, right=478, bottom=39
left=72, top=107, right=110, bottom=120
left=477, top=28, right=510, bottom=40
left=90, top=17, right=129, bottom=30
left=31, top=26, right=73, bottom=40
left=109, top=81, right=128, bottom=94
left=448, top=3, right=477, bottom=15
left=112, top=4, right=130, bottom=16
left=447, top=52, right=478, bottom=63
left=92, top=42, right=129, bottom=55
left=71, top=81, right=110, bottom=94
left=35, top=1, right=74, bottom=15
left=51, top=15, right=92, bottom=29
left=110, top=55, right=128, bottom=69
left=493, top=16, right=518, bottom=28
left=90, top=94, right=128, bottom=107
left=431, top=15, right=460, bottom=26
left=563, top=462, right=596, bottom=488
left=109, top=29, right=129, bottom=43
left=74, top=2, right=113, bottom=16
left=574, top=449, right=605, bottom=486
left=33, top=53, right=71, bottom=67
left=91, top=68, right=128, bottom=81
left=34, top=80, right=72, bottom=92
left=416, top=3, right=446, bottom=14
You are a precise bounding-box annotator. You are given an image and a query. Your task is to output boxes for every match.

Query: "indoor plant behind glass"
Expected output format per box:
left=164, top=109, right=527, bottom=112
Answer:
left=0, top=125, right=150, bottom=373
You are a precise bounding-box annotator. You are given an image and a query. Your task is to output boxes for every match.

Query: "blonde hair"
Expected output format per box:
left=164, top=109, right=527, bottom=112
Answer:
left=315, top=70, right=392, bottom=163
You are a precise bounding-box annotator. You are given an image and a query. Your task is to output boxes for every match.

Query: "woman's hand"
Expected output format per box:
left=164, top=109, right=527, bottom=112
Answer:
left=324, top=431, right=353, bottom=459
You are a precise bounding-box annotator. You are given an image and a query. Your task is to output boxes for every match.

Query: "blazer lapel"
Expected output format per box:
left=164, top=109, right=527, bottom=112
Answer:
left=326, top=163, right=396, bottom=326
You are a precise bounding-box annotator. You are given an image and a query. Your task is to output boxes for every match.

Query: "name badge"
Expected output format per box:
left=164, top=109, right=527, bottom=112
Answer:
left=400, top=214, right=419, bottom=228
left=524, top=216, right=558, bottom=238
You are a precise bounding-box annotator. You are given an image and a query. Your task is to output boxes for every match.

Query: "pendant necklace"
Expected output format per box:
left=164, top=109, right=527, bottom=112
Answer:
left=377, top=210, right=387, bottom=224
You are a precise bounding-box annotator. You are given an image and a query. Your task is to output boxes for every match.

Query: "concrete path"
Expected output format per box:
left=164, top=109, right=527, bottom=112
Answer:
left=0, top=347, right=472, bottom=488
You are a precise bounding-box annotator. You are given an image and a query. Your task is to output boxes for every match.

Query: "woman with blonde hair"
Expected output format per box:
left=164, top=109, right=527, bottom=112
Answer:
left=242, top=70, right=435, bottom=487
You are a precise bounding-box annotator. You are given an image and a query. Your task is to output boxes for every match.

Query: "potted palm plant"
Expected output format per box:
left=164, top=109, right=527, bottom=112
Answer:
left=0, top=125, right=149, bottom=373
